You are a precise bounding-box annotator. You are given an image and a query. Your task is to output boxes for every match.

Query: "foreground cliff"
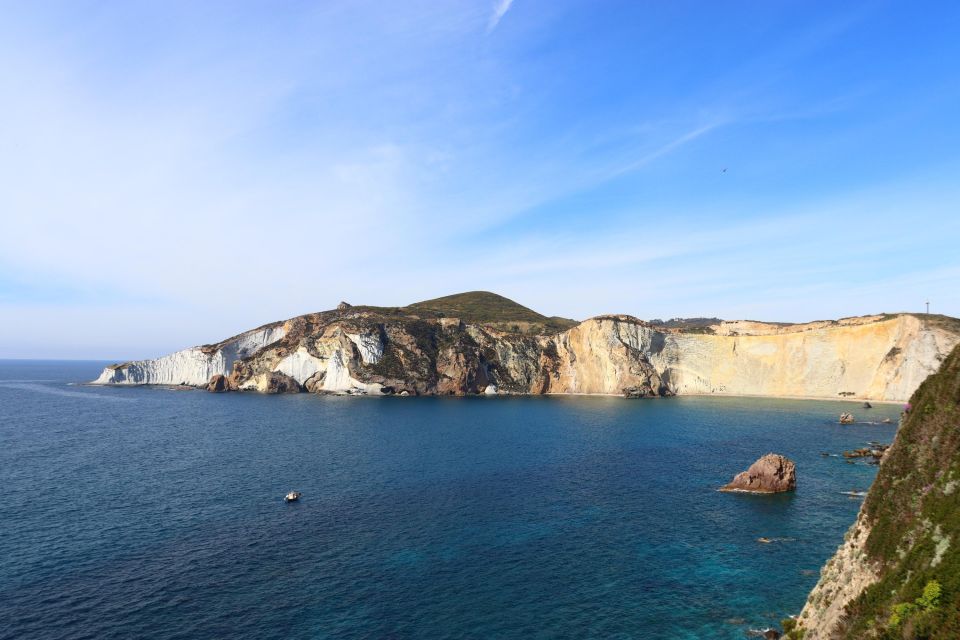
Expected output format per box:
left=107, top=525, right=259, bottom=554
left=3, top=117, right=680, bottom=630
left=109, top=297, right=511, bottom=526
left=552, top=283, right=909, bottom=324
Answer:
left=792, top=344, right=960, bottom=639
left=92, top=292, right=960, bottom=402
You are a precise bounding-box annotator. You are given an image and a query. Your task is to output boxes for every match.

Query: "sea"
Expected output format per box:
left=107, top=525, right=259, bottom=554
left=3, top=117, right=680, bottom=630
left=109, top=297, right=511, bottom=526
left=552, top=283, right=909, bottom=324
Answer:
left=0, top=360, right=900, bottom=639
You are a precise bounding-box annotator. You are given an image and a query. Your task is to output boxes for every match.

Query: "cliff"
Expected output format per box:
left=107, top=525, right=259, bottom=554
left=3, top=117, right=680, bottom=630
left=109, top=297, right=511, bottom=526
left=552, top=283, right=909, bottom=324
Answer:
left=792, top=344, right=960, bottom=639
left=92, top=293, right=960, bottom=402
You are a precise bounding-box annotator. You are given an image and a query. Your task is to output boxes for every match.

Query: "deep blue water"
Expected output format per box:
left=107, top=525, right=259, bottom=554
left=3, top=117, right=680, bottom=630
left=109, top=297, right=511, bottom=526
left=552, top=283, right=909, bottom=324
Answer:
left=0, top=360, right=901, bottom=639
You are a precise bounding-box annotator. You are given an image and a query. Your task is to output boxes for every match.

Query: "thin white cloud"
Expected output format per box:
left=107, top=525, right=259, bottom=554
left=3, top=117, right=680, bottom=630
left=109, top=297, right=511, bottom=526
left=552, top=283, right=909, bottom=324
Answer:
left=487, top=0, right=514, bottom=33
left=605, top=121, right=723, bottom=179
left=1, top=3, right=957, bottom=358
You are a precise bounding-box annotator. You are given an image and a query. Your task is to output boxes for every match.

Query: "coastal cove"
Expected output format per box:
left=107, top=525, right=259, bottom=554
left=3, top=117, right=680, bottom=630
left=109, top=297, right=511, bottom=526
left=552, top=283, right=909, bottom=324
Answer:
left=2, top=360, right=900, bottom=640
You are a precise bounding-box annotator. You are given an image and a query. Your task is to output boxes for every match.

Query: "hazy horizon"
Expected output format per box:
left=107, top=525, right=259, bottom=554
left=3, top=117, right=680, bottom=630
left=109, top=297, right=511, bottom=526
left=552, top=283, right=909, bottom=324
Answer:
left=2, top=1, right=959, bottom=359
left=0, top=291, right=949, bottom=362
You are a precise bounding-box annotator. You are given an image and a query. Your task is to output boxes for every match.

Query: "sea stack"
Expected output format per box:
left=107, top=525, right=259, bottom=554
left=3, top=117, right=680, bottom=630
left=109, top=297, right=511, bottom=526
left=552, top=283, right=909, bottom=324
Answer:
left=721, top=453, right=796, bottom=493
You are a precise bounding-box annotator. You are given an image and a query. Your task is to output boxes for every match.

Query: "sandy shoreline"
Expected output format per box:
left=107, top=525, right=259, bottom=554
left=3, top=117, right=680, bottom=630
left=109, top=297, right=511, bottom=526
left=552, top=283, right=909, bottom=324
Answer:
left=544, top=390, right=905, bottom=405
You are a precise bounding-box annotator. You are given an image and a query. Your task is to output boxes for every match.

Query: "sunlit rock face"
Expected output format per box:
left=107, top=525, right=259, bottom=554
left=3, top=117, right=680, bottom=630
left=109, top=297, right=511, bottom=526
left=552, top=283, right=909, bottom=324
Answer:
left=719, top=453, right=797, bottom=493
left=92, top=307, right=959, bottom=401
left=92, top=324, right=287, bottom=386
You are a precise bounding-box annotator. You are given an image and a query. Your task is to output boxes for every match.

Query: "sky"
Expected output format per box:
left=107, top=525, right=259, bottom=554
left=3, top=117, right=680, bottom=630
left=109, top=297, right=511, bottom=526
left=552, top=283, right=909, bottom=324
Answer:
left=1, top=0, right=959, bottom=359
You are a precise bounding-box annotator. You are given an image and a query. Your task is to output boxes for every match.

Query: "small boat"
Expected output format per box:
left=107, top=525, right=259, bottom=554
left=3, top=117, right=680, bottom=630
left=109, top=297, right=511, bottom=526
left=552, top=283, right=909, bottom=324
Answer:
left=841, top=490, right=867, bottom=497
left=284, top=491, right=302, bottom=503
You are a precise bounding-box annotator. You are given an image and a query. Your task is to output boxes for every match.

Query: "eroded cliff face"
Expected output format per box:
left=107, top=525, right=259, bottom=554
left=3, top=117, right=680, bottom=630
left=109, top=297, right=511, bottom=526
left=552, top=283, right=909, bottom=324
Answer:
left=92, top=309, right=960, bottom=402
left=795, top=507, right=879, bottom=638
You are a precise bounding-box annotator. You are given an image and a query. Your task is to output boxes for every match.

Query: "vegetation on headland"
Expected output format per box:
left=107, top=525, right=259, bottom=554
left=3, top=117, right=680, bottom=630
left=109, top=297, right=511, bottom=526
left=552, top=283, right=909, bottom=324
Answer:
left=790, top=344, right=960, bottom=639
left=648, top=317, right=721, bottom=334
left=844, top=343, right=960, bottom=639
left=335, top=291, right=578, bottom=336
left=918, top=313, right=960, bottom=337
left=404, top=291, right=579, bottom=335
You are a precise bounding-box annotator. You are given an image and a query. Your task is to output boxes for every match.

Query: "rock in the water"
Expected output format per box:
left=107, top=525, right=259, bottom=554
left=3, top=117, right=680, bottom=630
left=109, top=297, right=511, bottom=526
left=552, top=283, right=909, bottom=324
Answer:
left=842, top=444, right=889, bottom=462
left=264, top=372, right=302, bottom=394
left=839, top=412, right=855, bottom=424
left=863, top=401, right=872, bottom=409
left=721, top=453, right=796, bottom=493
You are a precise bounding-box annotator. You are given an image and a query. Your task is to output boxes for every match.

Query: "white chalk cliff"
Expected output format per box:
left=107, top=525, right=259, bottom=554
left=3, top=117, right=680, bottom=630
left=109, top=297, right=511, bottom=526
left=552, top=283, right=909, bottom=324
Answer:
left=93, top=324, right=287, bottom=386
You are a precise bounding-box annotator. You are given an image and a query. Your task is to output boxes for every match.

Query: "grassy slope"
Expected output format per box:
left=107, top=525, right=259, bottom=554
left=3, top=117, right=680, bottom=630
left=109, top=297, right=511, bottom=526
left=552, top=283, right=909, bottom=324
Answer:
left=837, top=344, right=960, bottom=638
left=404, top=291, right=578, bottom=334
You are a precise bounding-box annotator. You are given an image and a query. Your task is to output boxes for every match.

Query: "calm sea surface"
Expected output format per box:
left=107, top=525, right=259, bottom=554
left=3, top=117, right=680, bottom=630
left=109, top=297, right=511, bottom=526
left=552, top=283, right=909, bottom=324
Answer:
left=0, top=360, right=900, bottom=639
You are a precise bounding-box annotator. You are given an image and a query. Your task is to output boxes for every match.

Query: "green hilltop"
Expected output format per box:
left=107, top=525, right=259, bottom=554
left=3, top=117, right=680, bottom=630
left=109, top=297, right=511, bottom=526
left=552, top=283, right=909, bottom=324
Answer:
left=404, top=291, right=577, bottom=333
left=339, top=291, right=578, bottom=336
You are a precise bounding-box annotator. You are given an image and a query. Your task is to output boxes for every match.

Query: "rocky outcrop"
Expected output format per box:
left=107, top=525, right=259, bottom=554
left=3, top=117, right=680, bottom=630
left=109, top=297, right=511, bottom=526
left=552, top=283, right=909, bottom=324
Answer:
left=207, top=374, right=234, bottom=393
left=623, top=384, right=660, bottom=398
left=91, top=299, right=960, bottom=401
left=720, top=454, right=797, bottom=493
left=792, top=344, right=960, bottom=639
left=794, top=512, right=878, bottom=639
left=263, top=372, right=301, bottom=394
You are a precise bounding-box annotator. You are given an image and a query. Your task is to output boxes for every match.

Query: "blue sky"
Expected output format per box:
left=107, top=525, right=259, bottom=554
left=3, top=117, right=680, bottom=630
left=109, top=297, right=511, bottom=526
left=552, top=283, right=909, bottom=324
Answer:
left=1, top=0, right=958, bottom=359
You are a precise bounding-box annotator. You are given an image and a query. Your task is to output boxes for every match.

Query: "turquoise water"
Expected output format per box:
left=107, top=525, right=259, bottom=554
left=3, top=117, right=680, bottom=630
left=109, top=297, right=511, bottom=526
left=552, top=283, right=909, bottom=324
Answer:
left=0, top=360, right=899, bottom=639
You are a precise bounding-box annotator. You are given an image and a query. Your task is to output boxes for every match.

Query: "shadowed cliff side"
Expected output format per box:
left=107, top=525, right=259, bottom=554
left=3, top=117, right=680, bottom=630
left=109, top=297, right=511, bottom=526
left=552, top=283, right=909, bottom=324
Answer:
left=793, top=344, right=960, bottom=639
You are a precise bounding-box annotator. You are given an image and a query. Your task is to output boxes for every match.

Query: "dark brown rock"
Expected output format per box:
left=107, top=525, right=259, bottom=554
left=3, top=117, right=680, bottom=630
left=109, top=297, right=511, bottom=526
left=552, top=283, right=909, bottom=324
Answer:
left=264, top=372, right=302, bottom=394
left=207, top=374, right=231, bottom=393
left=720, top=453, right=796, bottom=493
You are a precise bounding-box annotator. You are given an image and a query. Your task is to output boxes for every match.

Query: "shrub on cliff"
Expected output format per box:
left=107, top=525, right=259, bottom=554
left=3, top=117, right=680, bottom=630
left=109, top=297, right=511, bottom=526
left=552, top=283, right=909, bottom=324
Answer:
left=837, top=345, right=960, bottom=639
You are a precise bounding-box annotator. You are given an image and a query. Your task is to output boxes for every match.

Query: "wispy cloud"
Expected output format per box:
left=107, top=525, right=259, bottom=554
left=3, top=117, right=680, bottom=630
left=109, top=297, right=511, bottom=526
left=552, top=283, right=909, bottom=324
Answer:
left=1, top=2, right=958, bottom=357
left=604, top=121, right=723, bottom=179
left=487, top=0, right=514, bottom=33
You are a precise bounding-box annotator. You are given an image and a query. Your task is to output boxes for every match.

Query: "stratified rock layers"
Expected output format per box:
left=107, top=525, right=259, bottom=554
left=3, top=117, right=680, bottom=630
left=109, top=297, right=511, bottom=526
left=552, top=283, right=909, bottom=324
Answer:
left=93, top=310, right=960, bottom=402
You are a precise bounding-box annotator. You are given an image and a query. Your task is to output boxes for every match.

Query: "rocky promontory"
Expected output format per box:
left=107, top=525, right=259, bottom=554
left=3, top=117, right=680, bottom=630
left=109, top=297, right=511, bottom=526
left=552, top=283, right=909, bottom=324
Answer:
left=790, top=344, right=960, bottom=638
left=720, top=454, right=797, bottom=493
left=91, top=291, right=960, bottom=401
